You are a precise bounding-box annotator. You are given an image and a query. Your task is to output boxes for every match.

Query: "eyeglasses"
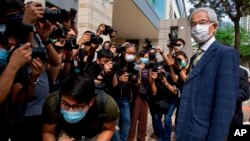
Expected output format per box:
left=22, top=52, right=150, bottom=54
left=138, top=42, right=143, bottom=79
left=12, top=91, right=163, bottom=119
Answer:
left=190, top=20, right=213, bottom=27
left=61, top=101, right=88, bottom=111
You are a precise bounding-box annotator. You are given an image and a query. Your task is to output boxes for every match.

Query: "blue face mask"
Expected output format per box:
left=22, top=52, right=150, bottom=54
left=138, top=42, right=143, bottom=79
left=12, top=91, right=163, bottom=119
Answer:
left=0, top=49, right=9, bottom=66
left=179, top=60, right=187, bottom=68
left=140, top=57, right=149, bottom=64
left=61, top=109, right=87, bottom=124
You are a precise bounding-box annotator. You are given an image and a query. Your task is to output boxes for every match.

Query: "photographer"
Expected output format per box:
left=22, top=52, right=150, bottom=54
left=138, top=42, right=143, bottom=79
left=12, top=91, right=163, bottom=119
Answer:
left=110, top=42, right=139, bottom=141
left=128, top=50, right=150, bottom=141
left=149, top=65, right=177, bottom=141
left=42, top=75, right=119, bottom=141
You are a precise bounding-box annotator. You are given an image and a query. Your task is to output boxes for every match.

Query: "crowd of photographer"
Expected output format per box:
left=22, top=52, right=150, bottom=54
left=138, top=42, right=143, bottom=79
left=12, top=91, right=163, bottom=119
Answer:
left=1, top=1, right=247, bottom=141
left=0, top=0, right=189, bottom=141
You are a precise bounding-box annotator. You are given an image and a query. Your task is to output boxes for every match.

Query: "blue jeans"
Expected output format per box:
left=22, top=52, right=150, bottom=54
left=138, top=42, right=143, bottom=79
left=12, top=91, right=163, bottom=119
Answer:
left=152, top=100, right=176, bottom=141
left=112, top=97, right=131, bottom=141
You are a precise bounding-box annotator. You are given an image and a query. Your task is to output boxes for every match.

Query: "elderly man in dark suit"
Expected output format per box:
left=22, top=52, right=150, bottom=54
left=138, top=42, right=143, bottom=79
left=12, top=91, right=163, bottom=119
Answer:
left=176, top=7, right=239, bottom=141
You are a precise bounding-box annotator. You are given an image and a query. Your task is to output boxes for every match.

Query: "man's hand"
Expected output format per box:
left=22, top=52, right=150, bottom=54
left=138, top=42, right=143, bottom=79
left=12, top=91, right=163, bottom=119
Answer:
left=156, top=46, right=164, bottom=54
left=23, top=2, right=44, bottom=25
left=151, top=72, right=158, bottom=80
left=119, top=72, right=129, bottom=83
left=103, top=61, right=113, bottom=74
left=77, top=33, right=91, bottom=46
left=8, top=42, right=32, bottom=70
left=30, top=58, right=45, bottom=76
left=37, top=20, right=56, bottom=42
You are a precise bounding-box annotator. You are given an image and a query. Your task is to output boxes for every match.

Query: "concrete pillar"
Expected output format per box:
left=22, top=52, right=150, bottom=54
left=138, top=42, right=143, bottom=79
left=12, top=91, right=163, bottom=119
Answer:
left=158, top=18, right=192, bottom=61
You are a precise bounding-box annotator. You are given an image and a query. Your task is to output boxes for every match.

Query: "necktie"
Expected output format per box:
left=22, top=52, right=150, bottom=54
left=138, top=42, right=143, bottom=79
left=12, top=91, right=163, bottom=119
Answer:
left=187, top=48, right=204, bottom=74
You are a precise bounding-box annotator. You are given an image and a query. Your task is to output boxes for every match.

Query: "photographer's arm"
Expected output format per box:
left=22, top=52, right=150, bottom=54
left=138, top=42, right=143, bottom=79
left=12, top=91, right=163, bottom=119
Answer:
left=0, top=43, right=32, bottom=103
left=179, top=68, right=187, bottom=81
left=169, top=65, right=179, bottom=83
left=42, top=124, right=57, bottom=141
left=97, top=122, right=116, bottom=141
left=44, top=43, right=61, bottom=66
left=149, top=72, right=157, bottom=96
left=27, top=58, right=45, bottom=98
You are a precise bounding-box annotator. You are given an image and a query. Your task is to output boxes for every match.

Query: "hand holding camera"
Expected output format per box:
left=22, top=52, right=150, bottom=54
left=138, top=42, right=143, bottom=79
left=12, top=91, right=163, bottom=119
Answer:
left=150, top=71, right=158, bottom=80
left=23, top=2, right=44, bottom=25
left=30, top=58, right=45, bottom=78
left=103, top=61, right=113, bottom=74
left=119, top=72, right=129, bottom=83
left=9, top=42, right=32, bottom=70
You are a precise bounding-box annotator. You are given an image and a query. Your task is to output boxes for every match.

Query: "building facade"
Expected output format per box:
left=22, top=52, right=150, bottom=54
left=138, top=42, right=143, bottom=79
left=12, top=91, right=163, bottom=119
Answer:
left=25, top=0, right=190, bottom=56
left=241, top=15, right=250, bottom=33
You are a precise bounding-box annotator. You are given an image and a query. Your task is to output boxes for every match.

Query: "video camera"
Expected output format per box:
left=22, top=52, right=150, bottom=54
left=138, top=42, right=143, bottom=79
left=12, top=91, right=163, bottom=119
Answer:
left=168, top=26, right=178, bottom=47
left=103, top=25, right=114, bottom=35
left=144, top=38, right=153, bottom=50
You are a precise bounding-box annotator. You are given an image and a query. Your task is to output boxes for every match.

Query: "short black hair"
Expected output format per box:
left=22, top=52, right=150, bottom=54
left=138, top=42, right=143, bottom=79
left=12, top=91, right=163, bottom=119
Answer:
left=139, top=49, right=148, bottom=58
left=59, top=75, right=96, bottom=103
left=97, top=48, right=113, bottom=59
left=0, top=0, right=23, bottom=17
left=176, top=38, right=185, bottom=45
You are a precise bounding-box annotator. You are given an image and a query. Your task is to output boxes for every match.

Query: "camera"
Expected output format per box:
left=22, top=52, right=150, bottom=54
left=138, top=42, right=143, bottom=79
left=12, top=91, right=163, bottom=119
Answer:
left=84, top=32, right=103, bottom=46
left=68, top=8, right=77, bottom=25
left=128, top=73, right=138, bottom=84
left=168, top=26, right=178, bottom=47
left=64, top=37, right=79, bottom=51
left=43, top=8, right=68, bottom=23
left=50, top=26, right=68, bottom=39
left=144, top=38, right=153, bottom=50
left=112, top=61, right=120, bottom=71
left=145, top=62, right=155, bottom=69
left=32, top=47, right=47, bottom=63
left=152, top=66, right=166, bottom=79
left=157, top=71, right=166, bottom=79
left=174, top=58, right=182, bottom=64
left=103, top=25, right=113, bottom=35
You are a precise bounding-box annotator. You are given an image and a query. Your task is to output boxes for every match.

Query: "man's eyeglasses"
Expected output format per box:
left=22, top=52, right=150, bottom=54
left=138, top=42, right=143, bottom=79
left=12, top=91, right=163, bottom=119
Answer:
left=61, top=101, right=88, bottom=111
left=191, top=20, right=213, bottom=27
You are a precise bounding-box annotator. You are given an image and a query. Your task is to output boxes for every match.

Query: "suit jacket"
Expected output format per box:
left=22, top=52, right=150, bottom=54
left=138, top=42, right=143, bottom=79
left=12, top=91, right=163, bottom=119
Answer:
left=176, top=40, right=239, bottom=141
left=231, top=67, right=250, bottom=125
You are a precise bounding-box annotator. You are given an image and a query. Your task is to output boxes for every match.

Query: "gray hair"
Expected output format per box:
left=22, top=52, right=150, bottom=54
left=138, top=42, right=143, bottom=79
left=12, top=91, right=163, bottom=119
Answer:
left=189, top=7, right=218, bottom=24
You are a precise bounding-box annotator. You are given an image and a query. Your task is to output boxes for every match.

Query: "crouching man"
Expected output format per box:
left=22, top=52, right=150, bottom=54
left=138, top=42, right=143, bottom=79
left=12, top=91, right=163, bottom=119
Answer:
left=42, top=75, right=119, bottom=141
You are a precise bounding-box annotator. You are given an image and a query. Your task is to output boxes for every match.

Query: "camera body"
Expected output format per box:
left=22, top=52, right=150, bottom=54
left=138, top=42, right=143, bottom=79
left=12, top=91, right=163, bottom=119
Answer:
left=168, top=26, right=178, bottom=47
left=32, top=47, right=47, bottom=63
left=152, top=66, right=166, bottom=79
left=103, top=25, right=113, bottom=35
left=144, top=38, right=153, bottom=50
left=174, top=57, right=182, bottom=64
left=43, top=8, right=69, bottom=23
left=64, top=37, right=79, bottom=51
left=84, top=31, right=103, bottom=46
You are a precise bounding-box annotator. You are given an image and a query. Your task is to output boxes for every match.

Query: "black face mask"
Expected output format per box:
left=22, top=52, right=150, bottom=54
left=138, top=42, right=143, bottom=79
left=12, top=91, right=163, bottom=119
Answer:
left=149, top=52, right=156, bottom=60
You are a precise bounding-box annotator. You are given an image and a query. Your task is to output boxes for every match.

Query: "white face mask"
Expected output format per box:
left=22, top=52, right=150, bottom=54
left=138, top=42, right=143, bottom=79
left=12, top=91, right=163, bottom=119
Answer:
left=174, top=45, right=184, bottom=51
left=191, top=24, right=213, bottom=43
left=125, top=54, right=135, bottom=62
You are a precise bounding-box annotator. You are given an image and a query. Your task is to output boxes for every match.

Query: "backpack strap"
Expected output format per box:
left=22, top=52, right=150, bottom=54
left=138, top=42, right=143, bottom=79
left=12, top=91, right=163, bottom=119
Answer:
left=97, top=91, right=107, bottom=120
